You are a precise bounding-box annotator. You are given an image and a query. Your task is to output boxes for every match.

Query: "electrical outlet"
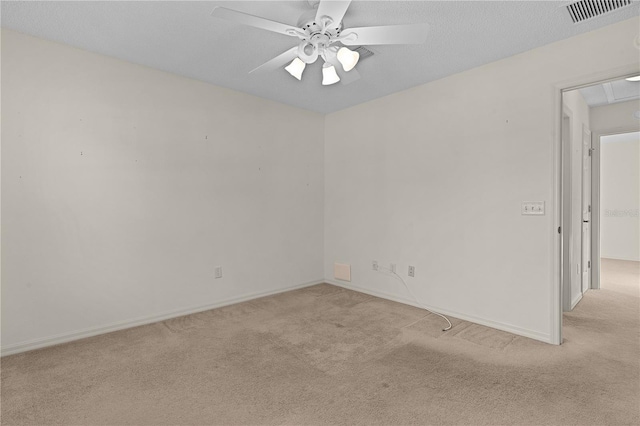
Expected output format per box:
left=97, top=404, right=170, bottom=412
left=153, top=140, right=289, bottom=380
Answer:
left=214, top=266, right=223, bottom=279
left=372, top=260, right=379, bottom=271
left=408, top=265, right=415, bottom=277
left=390, top=263, right=396, bottom=273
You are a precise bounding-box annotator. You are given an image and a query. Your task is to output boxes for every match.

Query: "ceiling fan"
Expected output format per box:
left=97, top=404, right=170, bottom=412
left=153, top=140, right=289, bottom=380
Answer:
left=211, top=0, right=429, bottom=86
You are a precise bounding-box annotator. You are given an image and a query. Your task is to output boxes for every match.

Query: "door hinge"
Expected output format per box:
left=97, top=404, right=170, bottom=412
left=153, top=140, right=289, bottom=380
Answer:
left=588, top=205, right=591, bottom=213
left=558, top=226, right=561, bottom=234
left=588, top=148, right=594, bottom=156
left=588, top=260, right=591, bottom=268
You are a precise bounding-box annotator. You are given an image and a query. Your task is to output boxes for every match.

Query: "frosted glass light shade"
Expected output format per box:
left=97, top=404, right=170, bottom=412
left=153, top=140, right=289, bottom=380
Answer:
left=322, top=63, right=340, bottom=86
left=337, top=47, right=359, bottom=72
left=285, top=58, right=306, bottom=80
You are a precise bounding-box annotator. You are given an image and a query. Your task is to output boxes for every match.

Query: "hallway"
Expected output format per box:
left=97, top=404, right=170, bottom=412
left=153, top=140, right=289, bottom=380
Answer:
left=600, top=258, right=640, bottom=297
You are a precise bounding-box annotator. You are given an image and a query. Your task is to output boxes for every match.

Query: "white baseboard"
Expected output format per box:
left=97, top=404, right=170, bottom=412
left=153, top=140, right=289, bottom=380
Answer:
left=325, top=279, right=552, bottom=344
left=1, top=279, right=325, bottom=357
left=571, top=292, right=583, bottom=310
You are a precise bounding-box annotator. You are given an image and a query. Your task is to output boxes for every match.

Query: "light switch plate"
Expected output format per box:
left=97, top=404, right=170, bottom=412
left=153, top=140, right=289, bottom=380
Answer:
left=522, top=201, right=545, bottom=215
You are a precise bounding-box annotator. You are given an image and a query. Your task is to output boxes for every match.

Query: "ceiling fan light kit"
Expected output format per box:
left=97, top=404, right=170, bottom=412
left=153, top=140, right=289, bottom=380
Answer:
left=337, top=47, right=359, bottom=72
left=322, top=63, right=341, bottom=86
left=211, top=0, right=429, bottom=87
left=285, top=57, right=306, bottom=80
left=298, top=41, right=319, bottom=64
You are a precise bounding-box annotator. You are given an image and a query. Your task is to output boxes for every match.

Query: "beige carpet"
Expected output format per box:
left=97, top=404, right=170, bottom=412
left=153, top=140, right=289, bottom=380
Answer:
left=601, top=258, right=640, bottom=297
left=2, top=274, right=639, bottom=425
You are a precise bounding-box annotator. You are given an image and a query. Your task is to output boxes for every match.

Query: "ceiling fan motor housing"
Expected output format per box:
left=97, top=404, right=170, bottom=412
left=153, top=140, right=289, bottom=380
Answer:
left=295, top=11, right=344, bottom=64
left=298, top=9, right=342, bottom=39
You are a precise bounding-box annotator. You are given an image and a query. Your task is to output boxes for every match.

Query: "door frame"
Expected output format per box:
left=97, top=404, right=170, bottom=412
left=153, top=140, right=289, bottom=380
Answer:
left=581, top=124, right=592, bottom=296
left=591, top=127, right=640, bottom=290
left=561, top=110, right=573, bottom=312
left=552, top=65, right=639, bottom=345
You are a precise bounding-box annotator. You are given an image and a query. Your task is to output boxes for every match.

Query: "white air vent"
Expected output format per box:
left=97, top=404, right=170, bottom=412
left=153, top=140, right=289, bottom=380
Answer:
left=352, top=46, right=375, bottom=61
left=566, top=0, right=632, bottom=23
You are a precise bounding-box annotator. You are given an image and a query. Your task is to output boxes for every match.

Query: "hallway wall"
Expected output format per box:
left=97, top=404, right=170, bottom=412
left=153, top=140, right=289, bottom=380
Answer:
left=600, top=132, right=640, bottom=261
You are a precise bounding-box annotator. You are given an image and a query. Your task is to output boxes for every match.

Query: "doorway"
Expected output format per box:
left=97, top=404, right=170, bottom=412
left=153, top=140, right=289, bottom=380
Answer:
left=561, top=89, right=592, bottom=311
left=598, top=131, right=640, bottom=297
left=560, top=75, right=640, bottom=338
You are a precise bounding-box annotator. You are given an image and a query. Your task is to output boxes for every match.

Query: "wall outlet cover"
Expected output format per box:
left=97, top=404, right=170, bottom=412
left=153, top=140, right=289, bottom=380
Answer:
left=408, top=265, right=415, bottom=277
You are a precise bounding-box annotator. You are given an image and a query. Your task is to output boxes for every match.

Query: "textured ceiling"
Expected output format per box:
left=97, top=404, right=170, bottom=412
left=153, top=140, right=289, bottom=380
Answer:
left=2, top=1, right=639, bottom=114
left=579, top=78, right=640, bottom=107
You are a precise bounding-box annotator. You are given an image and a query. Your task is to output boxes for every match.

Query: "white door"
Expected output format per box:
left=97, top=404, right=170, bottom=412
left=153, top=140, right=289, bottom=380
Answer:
left=581, top=126, right=592, bottom=294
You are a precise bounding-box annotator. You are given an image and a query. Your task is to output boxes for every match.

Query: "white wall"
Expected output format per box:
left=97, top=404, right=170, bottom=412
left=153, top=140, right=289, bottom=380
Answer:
left=590, top=100, right=640, bottom=281
left=324, top=18, right=640, bottom=343
left=1, top=29, right=325, bottom=353
left=591, top=99, right=640, bottom=133
left=562, top=89, right=590, bottom=308
left=600, top=132, right=640, bottom=261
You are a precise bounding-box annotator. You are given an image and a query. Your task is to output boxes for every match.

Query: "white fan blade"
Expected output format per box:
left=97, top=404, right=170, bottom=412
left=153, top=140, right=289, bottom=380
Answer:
left=249, top=47, right=299, bottom=74
left=340, top=23, right=429, bottom=45
left=211, top=7, right=298, bottom=37
left=315, top=0, right=352, bottom=25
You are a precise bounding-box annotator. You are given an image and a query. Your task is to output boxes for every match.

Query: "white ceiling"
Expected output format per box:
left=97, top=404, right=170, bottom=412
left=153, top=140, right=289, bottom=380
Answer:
left=579, top=78, right=640, bottom=107
left=2, top=1, right=639, bottom=114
